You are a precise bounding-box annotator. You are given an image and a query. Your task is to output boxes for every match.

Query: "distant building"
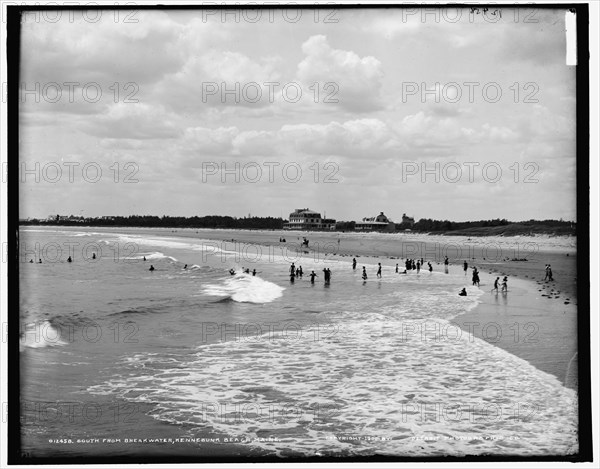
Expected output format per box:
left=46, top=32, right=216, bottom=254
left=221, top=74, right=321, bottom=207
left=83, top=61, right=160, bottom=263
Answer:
left=355, top=212, right=395, bottom=232
left=402, top=213, right=415, bottom=226
left=321, top=218, right=337, bottom=231
left=283, top=208, right=336, bottom=231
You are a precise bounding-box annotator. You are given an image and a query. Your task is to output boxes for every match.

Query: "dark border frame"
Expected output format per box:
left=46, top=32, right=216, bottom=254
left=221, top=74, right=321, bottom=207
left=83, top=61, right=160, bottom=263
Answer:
left=6, top=2, right=592, bottom=464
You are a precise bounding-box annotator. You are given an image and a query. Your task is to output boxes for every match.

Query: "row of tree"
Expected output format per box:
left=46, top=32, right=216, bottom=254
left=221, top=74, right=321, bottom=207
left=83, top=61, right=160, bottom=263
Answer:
left=21, top=215, right=574, bottom=233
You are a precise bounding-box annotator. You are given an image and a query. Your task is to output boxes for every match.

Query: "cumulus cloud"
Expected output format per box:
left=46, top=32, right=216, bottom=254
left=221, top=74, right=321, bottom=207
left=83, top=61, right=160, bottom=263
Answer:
left=297, top=35, right=384, bottom=112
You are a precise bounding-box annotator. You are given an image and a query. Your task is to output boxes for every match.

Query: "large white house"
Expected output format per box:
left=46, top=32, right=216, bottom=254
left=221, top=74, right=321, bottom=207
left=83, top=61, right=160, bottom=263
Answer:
left=354, top=212, right=395, bottom=232
left=283, top=208, right=335, bottom=231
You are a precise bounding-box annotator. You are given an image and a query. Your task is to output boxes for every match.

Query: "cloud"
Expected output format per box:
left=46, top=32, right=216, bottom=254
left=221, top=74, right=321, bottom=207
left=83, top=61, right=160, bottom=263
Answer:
left=21, top=11, right=187, bottom=86
left=297, top=35, right=384, bottom=112
left=81, top=103, right=181, bottom=139
left=154, top=50, right=282, bottom=112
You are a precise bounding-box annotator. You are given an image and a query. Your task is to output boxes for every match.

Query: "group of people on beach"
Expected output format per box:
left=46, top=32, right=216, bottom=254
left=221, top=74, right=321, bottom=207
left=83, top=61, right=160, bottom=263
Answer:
left=285, top=253, right=513, bottom=297
left=397, top=258, right=433, bottom=274
left=493, top=276, right=508, bottom=292
left=40, top=240, right=531, bottom=300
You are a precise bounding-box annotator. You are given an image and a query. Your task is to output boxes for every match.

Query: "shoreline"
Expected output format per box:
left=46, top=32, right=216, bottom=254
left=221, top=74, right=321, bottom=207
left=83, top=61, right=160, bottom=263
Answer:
left=452, top=275, right=578, bottom=390
left=19, top=222, right=576, bottom=238
left=21, top=225, right=579, bottom=388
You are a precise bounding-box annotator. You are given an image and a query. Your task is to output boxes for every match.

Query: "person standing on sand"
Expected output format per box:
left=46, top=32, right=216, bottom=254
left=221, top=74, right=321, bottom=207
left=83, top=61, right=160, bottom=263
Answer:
left=362, top=266, right=367, bottom=280
left=352, top=258, right=357, bottom=270
left=416, top=261, right=421, bottom=273
left=548, top=265, right=554, bottom=281
left=377, top=263, right=382, bottom=278
left=428, top=262, right=433, bottom=272
left=501, top=276, right=508, bottom=292
left=544, top=264, right=550, bottom=280
left=463, top=261, right=468, bottom=275
left=395, top=264, right=399, bottom=273
left=444, top=256, right=449, bottom=266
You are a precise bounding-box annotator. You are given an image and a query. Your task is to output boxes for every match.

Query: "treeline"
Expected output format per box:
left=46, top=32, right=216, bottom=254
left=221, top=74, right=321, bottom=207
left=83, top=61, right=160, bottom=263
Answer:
left=406, top=218, right=512, bottom=232
left=21, top=215, right=575, bottom=234
left=404, top=218, right=573, bottom=232
left=23, top=215, right=285, bottom=230
left=399, top=218, right=575, bottom=236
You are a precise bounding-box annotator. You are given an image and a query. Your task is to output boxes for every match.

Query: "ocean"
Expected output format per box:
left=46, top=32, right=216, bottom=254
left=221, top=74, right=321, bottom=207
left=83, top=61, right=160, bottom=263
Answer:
left=18, top=227, right=578, bottom=458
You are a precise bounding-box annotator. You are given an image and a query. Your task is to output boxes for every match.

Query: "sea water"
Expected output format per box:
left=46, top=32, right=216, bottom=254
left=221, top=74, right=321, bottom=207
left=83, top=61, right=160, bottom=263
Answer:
left=18, top=227, right=578, bottom=458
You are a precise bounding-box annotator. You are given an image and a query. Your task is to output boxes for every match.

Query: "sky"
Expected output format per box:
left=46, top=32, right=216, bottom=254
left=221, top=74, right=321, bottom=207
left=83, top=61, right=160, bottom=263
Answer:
left=17, top=6, right=578, bottom=222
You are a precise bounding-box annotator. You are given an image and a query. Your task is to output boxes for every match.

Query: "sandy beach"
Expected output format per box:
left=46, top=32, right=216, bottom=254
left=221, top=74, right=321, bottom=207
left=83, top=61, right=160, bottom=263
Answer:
left=19, top=226, right=581, bottom=458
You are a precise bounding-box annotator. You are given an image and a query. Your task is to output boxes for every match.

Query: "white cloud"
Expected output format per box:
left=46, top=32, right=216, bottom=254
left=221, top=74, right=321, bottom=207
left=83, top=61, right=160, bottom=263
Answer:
left=297, top=35, right=384, bottom=112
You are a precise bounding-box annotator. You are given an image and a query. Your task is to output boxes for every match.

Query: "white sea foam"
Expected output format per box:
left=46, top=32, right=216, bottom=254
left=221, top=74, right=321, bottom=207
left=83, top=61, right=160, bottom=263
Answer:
left=202, top=274, right=285, bottom=304
left=89, top=309, right=577, bottom=457
left=134, top=251, right=178, bottom=262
